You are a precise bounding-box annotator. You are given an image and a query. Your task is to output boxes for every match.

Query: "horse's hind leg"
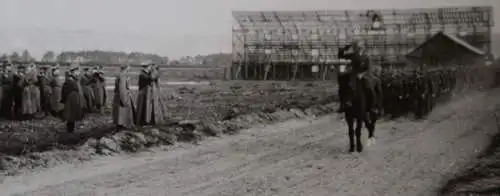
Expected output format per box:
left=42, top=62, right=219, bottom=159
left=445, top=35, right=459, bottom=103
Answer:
left=346, top=113, right=355, bottom=153
left=355, top=118, right=363, bottom=152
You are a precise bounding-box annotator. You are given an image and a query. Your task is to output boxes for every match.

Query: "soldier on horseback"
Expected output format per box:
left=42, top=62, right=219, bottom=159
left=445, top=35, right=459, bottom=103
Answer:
left=337, top=40, right=382, bottom=153
left=344, top=40, right=382, bottom=116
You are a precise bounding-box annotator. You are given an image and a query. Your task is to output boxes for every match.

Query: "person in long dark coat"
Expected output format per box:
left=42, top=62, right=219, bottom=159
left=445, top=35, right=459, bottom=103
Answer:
left=344, top=40, right=383, bottom=115
left=135, top=64, right=162, bottom=126
left=0, top=63, right=15, bottom=119
left=151, top=64, right=165, bottom=122
left=0, top=66, right=3, bottom=115
left=13, top=65, right=27, bottom=120
left=19, top=63, right=41, bottom=120
left=61, top=64, right=85, bottom=133
left=92, top=66, right=107, bottom=114
left=112, top=64, right=135, bottom=130
left=38, top=66, right=53, bottom=116
left=80, top=68, right=95, bottom=113
left=50, top=66, right=64, bottom=117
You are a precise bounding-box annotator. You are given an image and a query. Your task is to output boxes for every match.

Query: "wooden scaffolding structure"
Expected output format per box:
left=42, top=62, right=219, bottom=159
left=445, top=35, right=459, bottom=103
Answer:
left=231, top=6, right=494, bottom=80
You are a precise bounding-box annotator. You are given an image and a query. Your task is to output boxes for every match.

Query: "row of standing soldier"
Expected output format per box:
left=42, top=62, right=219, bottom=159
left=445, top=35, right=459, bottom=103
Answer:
left=52, top=63, right=165, bottom=133
left=0, top=63, right=107, bottom=122
left=0, top=62, right=166, bottom=133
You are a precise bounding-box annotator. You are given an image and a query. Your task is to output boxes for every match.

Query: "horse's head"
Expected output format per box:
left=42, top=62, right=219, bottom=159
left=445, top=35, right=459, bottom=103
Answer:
left=337, top=45, right=354, bottom=75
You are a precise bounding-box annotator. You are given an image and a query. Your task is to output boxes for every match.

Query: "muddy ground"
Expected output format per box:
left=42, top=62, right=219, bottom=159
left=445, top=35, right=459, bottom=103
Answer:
left=0, top=86, right=499, bottom=195
left=440, top=116, right=500, bottom=195
left=0, top=81, right=337, bottom=174
left=1, top=67, right=500, bottom=195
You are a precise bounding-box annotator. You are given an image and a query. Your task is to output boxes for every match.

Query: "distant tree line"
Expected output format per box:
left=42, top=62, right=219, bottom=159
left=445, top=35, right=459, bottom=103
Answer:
left=0, top=50, right=232, bottom=67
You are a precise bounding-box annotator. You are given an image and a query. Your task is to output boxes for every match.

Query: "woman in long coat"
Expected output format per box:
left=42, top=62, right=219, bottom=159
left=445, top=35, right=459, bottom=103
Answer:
left=135, top=64, right=162, bottom=125
left=112, top=65, right=135, bottom=129
left=50, top=67, right=64, bottom=117
left=92, top=66, right=107, bottom=114
left=61, top=64, right=85, bottom=133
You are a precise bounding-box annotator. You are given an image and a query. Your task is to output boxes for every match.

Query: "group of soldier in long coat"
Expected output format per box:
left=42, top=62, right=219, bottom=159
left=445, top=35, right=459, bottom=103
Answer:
left=113, top=63, right=164, bottom=130
left=0, top=62, right=108, bottom=132
left=60, top=63, right=164, bottom=132
left=0, top=61, right=165, bottom=132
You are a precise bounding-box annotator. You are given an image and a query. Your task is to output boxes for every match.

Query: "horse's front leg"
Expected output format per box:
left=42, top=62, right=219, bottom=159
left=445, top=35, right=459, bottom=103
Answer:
left=365, top=112, right=377, bottom=147
left=346, top=112, right=355, bottom=153
left=355, top=118, right=363, bottom=152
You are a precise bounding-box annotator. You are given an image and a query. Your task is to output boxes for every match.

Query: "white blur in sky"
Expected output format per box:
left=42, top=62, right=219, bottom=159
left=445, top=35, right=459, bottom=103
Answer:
left=0, top=0, right=498, bottom=59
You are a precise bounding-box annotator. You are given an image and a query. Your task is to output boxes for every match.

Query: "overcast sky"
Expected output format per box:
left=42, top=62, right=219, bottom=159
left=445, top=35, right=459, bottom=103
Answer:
left=0, top=0, right=498, bottom=59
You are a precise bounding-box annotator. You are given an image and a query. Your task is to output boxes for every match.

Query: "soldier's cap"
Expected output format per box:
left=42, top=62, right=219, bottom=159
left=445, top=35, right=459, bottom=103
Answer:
left=17, top=64, right=26, bottom=69
left=68, top=63, right=79, bottom=72
left=83, top=67, right=90, bottom=71
left=120, top=64, right=130, bottom=71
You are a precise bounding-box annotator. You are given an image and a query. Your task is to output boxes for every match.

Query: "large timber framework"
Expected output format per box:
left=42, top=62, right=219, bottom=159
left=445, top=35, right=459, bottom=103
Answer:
left=231, top=6, right=494, bottom=80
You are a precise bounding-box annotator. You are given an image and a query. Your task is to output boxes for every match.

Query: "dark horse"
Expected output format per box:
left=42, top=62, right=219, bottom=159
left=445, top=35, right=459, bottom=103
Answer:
left=338, top=44, right=382, bottom=153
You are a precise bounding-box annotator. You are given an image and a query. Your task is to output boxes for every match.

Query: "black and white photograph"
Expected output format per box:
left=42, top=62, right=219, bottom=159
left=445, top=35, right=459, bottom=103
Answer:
left=0, top=0, right=498, bottom=195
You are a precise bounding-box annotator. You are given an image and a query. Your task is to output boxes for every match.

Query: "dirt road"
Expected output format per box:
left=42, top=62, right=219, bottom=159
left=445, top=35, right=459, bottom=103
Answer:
left=2, top=90, right=500, bottom=196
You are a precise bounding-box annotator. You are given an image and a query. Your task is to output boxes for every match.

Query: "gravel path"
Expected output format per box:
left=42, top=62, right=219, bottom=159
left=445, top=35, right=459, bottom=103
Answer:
left=2, top=90, right=499, bottom=196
